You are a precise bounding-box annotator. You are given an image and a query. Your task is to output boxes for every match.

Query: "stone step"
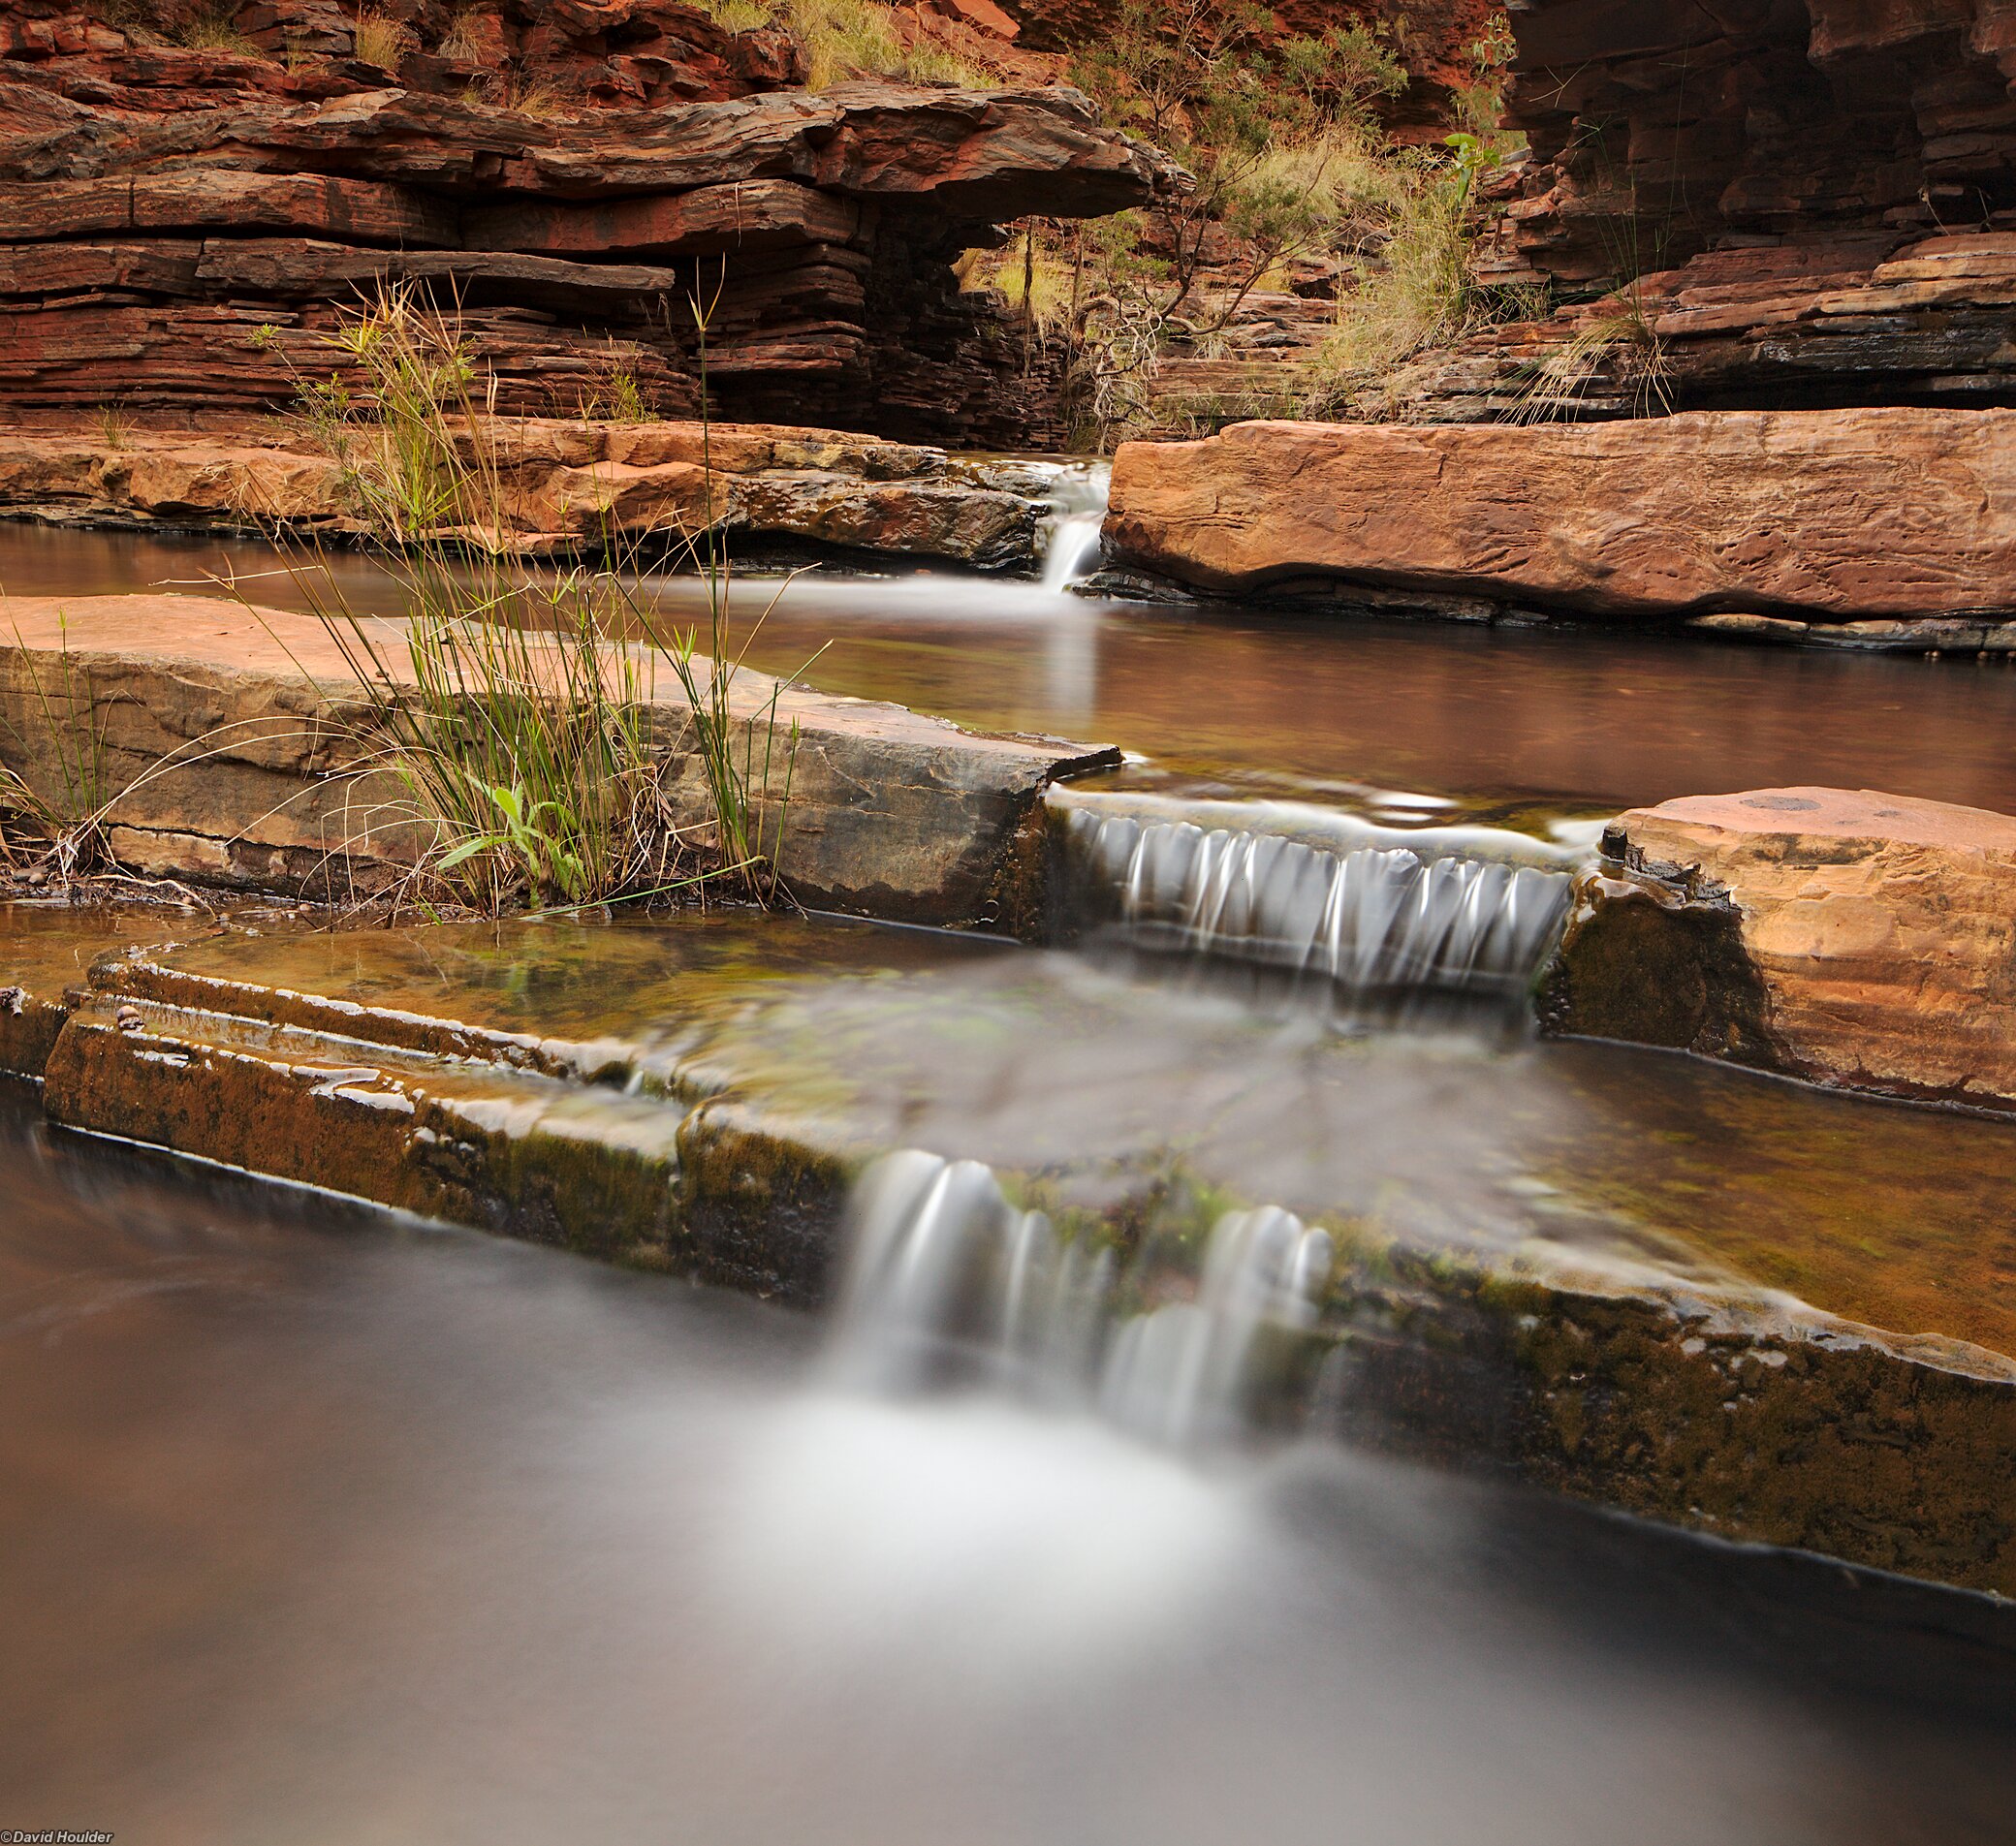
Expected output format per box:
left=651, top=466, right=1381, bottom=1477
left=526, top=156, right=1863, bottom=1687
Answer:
left=4, top=897, right=2012, bottom=1594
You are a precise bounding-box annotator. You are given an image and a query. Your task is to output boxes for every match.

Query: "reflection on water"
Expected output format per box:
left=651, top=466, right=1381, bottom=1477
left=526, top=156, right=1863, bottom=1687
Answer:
left=2, top=1098, right=2012, bottom=1845
left=9, top=522, right=2016, bottom=825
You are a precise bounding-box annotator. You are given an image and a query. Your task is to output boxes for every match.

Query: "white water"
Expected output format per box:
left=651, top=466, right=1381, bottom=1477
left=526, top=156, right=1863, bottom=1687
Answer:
left=1067, top=805, right=1575, bottom=994
left=829, top=1149, right=1333, bottom=1450
left=1037, top=459, right=1112, bottom=592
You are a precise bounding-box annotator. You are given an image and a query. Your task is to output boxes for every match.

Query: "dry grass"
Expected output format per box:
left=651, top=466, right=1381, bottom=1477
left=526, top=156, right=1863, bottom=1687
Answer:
left=172, top=3, right=261, bottom=54
left=694, top=0, right=983, bottom=89
left=351, top=7, right=417, bottom=70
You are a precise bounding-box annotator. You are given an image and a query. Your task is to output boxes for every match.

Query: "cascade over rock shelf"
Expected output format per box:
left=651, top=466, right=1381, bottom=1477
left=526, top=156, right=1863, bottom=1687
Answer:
left=1102, top=410, right=2016, bottom=633
left=2, top=897, right=2012, bottom=1596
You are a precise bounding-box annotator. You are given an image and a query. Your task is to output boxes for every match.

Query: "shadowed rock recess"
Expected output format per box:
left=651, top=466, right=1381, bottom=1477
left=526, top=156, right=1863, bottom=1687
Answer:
left=1432, top=0, right=2016, bottom=417
left=0, top=0, right=1170, bottom=445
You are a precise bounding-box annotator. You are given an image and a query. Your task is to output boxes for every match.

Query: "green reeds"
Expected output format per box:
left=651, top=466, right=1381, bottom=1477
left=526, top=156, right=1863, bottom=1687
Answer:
left=251, top=280, right=803, bottom=917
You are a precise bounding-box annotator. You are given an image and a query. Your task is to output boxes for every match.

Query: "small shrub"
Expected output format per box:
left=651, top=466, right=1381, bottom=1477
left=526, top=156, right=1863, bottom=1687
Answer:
left=694, top=0, right=983, bottom=89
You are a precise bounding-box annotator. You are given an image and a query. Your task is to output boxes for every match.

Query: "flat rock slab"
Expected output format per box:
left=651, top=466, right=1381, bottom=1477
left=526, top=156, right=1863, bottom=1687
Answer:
left=0, top=419, right=1058, bottom=570
left=1544, top=786, right=2016, bottom=1109
left=7, top=902, right=2014, bottom=1593
left=1104, top=410, right=2016, bottom=623
left=0, top=591, right=1115, bottom=923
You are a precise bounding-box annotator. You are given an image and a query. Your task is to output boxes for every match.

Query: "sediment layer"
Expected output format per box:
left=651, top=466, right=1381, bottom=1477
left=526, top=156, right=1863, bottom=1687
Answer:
left=0, top=418, right=1071, bottom=569
left=0, top=2, right=1171, bottom=445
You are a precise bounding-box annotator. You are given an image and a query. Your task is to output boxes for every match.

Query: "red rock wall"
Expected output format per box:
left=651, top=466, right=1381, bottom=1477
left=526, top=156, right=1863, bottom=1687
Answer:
left=1502, top=0, right=2016, bottom=286
left=0, top=1, right=1167, bottom=445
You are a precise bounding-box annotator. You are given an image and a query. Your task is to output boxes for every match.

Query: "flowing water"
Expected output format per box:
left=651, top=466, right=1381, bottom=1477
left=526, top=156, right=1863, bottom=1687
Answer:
left=2, top=1098, right=2013, bottom=1845
left=7, top=518, right=2016, bottom=1838
left=10, top=522, right=2016, bottom=827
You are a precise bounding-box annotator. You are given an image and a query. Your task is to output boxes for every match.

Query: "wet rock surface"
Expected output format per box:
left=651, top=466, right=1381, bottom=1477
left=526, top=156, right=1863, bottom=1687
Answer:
left=0, top=590, right=1117, bottom=920
left=0, top=418, right=1065, bottom=569
left=4, top=898, right=2014, bottom=1593
left=1104, top=411, right=2016, bottom=626
left=1545, top=786, right=2016, bottom=1111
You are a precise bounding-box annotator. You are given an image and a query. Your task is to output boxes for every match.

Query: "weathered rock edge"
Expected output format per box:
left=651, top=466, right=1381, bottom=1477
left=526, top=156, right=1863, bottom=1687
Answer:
left=1541, top=788, right=2016, bottom=1112
left=0, top=419, right=1073, bottom=572
left=1105, top=411, right=2016, bottom=630
left=0, top=592, right=1116, bottom=923
left=1, top=906, right=2009, bottom=1597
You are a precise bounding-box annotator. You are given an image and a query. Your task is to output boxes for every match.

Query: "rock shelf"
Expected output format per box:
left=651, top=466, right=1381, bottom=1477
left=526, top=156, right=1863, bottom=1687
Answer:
left=1, top=897, right=2011, bottom=1595
left=0, top=418, right=1069, bottom=570
left=0, top=590, right=1117, bottom=919
left=1103, top=410, right=2016, bottom=633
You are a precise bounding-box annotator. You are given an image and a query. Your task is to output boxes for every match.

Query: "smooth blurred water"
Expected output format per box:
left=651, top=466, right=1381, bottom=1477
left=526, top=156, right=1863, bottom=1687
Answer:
left=2, top=1097, right=2012, bottom=1846
left=11, top=522, right=2016, bottom=827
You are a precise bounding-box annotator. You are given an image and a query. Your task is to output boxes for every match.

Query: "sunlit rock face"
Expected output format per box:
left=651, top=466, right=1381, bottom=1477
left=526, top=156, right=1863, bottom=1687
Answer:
left=0, top=1, right=1171, bottom=445
left=1545, top=786, right=2016, bottom=1111
left=1103, top=410, right=2016, bottom=624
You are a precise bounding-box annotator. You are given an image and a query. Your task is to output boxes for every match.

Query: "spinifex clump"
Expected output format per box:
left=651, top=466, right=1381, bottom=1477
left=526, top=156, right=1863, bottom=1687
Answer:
left=250, top=282, right=803, bottom=917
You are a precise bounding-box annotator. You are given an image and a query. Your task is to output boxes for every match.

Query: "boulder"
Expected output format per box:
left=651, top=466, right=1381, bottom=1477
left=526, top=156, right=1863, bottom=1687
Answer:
left=1102, top=410, right=2016, bottom=624
left=1542, top=788, right=2016, bottom=1111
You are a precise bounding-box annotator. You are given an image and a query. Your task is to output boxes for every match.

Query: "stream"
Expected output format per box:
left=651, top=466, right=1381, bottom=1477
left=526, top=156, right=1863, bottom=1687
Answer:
left=2, top=1097, right=2012, bottom=1845
left=4, top=517, right=2016, bottom=1840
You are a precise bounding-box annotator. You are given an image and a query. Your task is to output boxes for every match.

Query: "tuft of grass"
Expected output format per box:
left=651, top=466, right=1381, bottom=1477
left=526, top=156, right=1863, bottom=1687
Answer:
left=351, top=7, right=416, bottom=70
left=436, top=7, right=491, bottom=61
left=173, top=3, right=262, bottom=54
left=694, top=0, right=983, bottom=89
left=582, top=348, right=652, bottom=424
left=94, top=403, right=134, bottom=452
left=1, top=616, right=115, bottom=882
left=1503, top=289, right=1670, bottom=422
left=254, top=282, right=803, bottom=917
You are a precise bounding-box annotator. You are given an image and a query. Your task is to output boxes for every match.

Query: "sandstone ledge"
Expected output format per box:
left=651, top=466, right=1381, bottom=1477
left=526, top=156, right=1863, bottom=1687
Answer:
left=0, top=591, right=1117, bottom=923
left=1, top=900, right=2010, bottom=1594
left=1543, top=787, right=2016, bottom=1111
left=1104, top=411, right=2016, bottom=628
left=0, top=419, right=1067, bottom=570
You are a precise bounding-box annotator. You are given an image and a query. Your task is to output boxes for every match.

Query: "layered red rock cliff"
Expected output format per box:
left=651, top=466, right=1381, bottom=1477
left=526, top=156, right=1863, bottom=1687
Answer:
left=0, top=0, right=1172, bottom=445
left=1426, top=0, right=2016, bottom=418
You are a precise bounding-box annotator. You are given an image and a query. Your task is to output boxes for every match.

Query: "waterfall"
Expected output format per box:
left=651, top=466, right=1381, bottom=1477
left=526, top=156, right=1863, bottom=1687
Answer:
left=829, top=1150, right=1332, bottom=1450
left=1063, top=804, right=1576, bottom=996
left=1037, top=460, right=1112, bottom=592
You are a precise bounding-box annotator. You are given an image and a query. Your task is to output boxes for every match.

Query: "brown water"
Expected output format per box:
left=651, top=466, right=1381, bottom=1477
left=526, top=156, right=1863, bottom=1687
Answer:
left=140, top=909, right=2016, bottom=1360
left=8, top=523, right=2016, bottom=825
left=2, top=1096, right=2013, bottom=1846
